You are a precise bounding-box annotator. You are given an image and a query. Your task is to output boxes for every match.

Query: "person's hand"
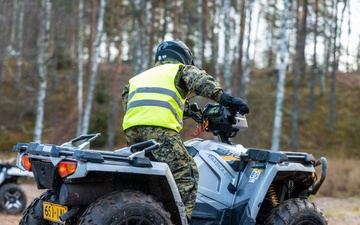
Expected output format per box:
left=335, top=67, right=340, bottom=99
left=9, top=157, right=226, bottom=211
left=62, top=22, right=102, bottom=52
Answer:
left=230, top=97, right=249, bottom=115
left=220, top=92, right=250, bottom=115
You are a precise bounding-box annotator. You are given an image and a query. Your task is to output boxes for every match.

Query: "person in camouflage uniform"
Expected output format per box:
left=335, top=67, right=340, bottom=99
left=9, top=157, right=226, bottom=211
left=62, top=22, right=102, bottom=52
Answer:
left=122, top=40, right=249, bottom=221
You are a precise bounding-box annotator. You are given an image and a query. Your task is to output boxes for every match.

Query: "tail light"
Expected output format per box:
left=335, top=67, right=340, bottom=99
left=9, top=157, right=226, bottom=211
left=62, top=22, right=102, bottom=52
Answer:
left=21, top=154, right=31, bottom=171
left=59, top=161, right=77, bottom=178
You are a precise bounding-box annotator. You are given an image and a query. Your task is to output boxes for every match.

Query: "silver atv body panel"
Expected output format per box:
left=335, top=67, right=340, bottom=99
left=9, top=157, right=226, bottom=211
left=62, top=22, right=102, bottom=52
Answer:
left=14, top=142, right=188, bottom=225
left=185, top=138, right=317, bottom=224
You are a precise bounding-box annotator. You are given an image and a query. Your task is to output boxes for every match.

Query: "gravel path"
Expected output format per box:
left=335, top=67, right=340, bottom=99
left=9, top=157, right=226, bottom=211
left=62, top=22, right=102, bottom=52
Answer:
left=314, top=196, right=360, bottom=225
left=1, top=183, right=359, bottom=225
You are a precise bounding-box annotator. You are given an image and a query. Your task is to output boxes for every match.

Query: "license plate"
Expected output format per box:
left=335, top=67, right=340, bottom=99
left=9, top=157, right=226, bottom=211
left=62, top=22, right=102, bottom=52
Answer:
left=43, top=201, right=68, bottom=224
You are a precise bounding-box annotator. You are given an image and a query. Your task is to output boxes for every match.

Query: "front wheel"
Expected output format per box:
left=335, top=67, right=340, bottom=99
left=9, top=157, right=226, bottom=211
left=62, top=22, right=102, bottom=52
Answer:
left=78, top=190, right=172, bottom=225
left=264, top=198, right=328, bottom=225
left=0, top=183, right=27, bottom=214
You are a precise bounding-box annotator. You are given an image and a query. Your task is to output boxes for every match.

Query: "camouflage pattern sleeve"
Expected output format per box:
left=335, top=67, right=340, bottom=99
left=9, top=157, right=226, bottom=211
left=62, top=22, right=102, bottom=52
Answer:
left=122, top=84, right=129, bottom=112
left=181, top=65, right=223, bottom=102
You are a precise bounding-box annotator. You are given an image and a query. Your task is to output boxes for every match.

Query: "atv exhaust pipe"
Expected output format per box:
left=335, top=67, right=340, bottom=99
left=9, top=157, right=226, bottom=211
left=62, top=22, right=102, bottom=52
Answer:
left=59, top=182, right=115, bottom=206
left=307, top=157, right=327, bottom=196
left=60, top=206, right=79, bottom=222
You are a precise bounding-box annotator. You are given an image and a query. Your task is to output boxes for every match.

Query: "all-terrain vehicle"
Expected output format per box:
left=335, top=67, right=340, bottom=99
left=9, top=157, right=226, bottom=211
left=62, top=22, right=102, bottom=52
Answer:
left=0, top=159, right=32, bottom=214
left=13, top=102, right=328, bottom=225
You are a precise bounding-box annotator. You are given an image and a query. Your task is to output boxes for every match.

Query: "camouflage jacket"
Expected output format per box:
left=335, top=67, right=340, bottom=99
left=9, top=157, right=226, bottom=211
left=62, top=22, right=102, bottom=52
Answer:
left=122, top=59, right=223, bottom=112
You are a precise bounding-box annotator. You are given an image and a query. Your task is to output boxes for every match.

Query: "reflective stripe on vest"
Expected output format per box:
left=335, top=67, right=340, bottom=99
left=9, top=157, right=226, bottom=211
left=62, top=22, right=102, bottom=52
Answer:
left=123, top=64, right=186, bottom=132
left=127, top=87, right=183, bottom=110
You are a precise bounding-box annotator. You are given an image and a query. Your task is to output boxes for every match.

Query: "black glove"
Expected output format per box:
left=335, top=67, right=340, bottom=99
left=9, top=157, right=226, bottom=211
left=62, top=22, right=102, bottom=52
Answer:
left=220, top=92, right=250, bottom=115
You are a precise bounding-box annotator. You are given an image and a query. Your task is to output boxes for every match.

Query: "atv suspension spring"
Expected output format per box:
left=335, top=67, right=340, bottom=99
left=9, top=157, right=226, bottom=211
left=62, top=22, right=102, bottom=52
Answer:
left=267, top=184, right=279, bottom=208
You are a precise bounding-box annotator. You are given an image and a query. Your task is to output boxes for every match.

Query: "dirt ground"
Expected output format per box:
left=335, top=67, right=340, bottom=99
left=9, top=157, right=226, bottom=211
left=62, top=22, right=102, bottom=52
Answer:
left=1, top=183, right=359, bottom=225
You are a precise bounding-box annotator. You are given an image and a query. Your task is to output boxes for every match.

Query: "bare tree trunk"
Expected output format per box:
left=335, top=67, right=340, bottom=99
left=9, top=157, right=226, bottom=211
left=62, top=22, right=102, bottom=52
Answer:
left=252, top=2, right=262, bottom=67
left=320, top=1, right=332, bottom=96
left=264, top=2, right=277, bottom=69
left=133, top=0, right=143, bottom=74
left=108, top=0, right=125, bottom=150
left=299, top=0, right=308, bottom=83
left=106, top=0, right=114, bottom=63
left=235, top=0, right=247, bottom=96
left=309, top=0, right=318, bottom=111
left=329, top=0, right=338, bottom=131
left=329, top=0, right=345, bottom=131
left=161, top=0, right=168, bottom=42
left=320, top=39, right=329, bottom=96
left=271, top=0, right=288, bottom=151
left=291, top=0, right=302, bottom=152
left=10, top=0, right=18, bottom=45
left=212, top=0, right=222, bottom=82
left=34, top=0, right=52, bottom=143
left=144, top=0, right=152, bottom=68
left=16, top=0, right=25, bottom=91
left=149, top=0, right=155, bottom=64
left=82, top=0, right=106, bottom=134
left=345, top=1, right=351, bottom=72
left=50, top=32, right=58, bottom=95
left=357, top=35, right=360, bottom=71
left=173, top=0, right=180, bottom=39
left=77, top=0, right=84, bottom=136
left=86, top=0, right=98, bottom=80
left=0, top=1, right=10, bottom=82
left=241, top=0, right=254, bottom=102
left=179, top=0, right=186, bottom=41
left=223, top=0, right=231, bottom=93
left=195, top=0, right=203, bottom=68
left=202, top=0, right=208, bottom=66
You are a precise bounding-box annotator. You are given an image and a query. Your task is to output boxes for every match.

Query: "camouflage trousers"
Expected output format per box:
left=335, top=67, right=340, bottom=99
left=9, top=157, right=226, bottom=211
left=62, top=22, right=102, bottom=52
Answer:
left=125, top=126, right=199, bottom=219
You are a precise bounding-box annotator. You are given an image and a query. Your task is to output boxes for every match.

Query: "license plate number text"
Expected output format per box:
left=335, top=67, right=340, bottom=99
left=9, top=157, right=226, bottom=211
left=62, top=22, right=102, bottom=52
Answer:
left=43, top=201, right=68, bottom=224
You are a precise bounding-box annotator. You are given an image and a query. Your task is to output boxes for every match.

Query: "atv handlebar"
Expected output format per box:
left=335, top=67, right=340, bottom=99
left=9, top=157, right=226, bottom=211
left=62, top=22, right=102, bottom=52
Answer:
left=184, top=101, right=247, bottom=144
left=184, top=101, right=202, bottom=123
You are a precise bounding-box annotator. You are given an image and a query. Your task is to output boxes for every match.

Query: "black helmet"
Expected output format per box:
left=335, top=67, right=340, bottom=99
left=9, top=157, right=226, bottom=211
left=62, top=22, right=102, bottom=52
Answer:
left=155, top=40, right=194, bottom=65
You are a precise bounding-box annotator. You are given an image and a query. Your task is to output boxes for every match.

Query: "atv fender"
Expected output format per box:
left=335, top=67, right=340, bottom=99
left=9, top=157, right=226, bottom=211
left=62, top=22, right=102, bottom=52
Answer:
left=61, top=161, right=188, bottom=225
left=233, top=156, right=316, bottom=223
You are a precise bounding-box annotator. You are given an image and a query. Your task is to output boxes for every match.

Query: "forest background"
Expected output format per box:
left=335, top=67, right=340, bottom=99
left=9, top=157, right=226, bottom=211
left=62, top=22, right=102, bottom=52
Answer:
left=0, top=0, right=359, bottom=200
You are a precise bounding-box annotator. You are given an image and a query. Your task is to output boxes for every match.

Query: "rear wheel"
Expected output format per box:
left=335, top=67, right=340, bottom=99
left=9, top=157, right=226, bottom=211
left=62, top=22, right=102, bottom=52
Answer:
left=265, top=198, right=328, bottom=225
left=0, top=183, right=27, bottom=214
left=78, top=190, right=172, bottom=225
left=19, top=191, right=50, bottom=225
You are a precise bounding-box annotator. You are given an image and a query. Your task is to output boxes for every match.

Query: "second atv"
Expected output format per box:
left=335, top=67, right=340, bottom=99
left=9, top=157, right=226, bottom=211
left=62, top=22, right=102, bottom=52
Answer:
left=0, top=159, right=32, bottom=214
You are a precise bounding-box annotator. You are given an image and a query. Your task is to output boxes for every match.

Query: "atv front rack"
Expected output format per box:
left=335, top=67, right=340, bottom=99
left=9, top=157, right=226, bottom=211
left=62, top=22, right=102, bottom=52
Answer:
left=245, top=148, right=317, bottom=164
left=241, top=148, right=327, bottom=196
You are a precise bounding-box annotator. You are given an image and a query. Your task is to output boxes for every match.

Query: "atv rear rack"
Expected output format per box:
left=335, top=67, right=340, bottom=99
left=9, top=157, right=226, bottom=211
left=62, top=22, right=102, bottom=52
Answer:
left=13, top=140, right=159, bottom=168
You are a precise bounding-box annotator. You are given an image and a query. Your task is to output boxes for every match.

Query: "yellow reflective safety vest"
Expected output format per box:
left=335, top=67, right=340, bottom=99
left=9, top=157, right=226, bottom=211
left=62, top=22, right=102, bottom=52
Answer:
left=123, top=64, right=186, bottom=132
